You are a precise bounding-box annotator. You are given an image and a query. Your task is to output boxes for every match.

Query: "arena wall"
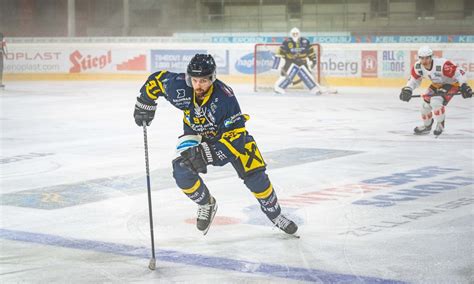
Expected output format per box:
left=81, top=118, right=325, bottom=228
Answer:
left=4, top=38, right=473, bottom=87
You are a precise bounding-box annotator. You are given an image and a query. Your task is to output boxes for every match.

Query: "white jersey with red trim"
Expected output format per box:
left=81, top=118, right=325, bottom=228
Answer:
left=406, top=57, right=467, bottom=90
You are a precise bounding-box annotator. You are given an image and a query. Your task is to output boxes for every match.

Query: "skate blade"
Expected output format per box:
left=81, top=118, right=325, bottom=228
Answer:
left=434, top=132, right=443, bottom=138
left=289, top=233, right=300, bottom=239
left=278, top=232, right=300, bottom=239
left=413, top=132, right=431, bottom=136
left=202, top=203, right=218, bottom=236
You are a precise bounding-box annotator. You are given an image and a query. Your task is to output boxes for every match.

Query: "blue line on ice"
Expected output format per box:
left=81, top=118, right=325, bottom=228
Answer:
left=0, top=228, right=406, bottom=283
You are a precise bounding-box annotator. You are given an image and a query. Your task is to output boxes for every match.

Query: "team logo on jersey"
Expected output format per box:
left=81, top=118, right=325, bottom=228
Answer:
left=436, top=66, right=441, bottom=71
left=223, top=112, right=243, bottom=128
left=172, top=89, right=191, bottom=107
left=210, top=102, right=218, bottom=114
left=206, top=109, right=216, bottom=124
left=241, top=141, right=265, bottom=172
left=176, top=89, right=186, bottom=98
left=183, top=110, right=191, bottom=125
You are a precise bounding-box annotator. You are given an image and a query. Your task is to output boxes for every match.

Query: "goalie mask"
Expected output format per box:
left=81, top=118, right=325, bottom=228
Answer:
left=186, top=54, right=217, bottom=87
left=290, top=27, right=300, bottom=42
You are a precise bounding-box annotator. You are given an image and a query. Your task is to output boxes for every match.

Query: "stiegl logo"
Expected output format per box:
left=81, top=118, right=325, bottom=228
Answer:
left=69, top=50, right=112, bottom=73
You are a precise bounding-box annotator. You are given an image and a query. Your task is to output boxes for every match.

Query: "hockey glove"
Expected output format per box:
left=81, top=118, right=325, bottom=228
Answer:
left=134, top=97, right=157, bottom=126
left=460, top=83, right=472, bottom=99
left=399, top=86, right=412, bottom=102
left=180, top=142, right=216, bottom=174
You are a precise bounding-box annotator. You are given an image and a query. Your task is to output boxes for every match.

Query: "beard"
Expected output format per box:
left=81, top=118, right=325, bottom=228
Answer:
left=195, top=88, right=207, bottom=101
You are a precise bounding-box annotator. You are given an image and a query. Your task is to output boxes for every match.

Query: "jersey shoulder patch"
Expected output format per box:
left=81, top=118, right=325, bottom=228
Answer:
left=412, top=64, right=422, bottom=78
left=442, top=60, right=457, bottom=78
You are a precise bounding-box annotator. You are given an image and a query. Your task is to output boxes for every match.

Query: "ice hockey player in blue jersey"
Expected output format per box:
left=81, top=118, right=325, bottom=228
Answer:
left=273, top=27, right=320, bottom=95
left=133, top=54, right=298, bottom=236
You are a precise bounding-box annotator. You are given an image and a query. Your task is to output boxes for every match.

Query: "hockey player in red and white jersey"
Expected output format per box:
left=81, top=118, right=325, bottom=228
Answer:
left=399, top=46, right=472, bottom=136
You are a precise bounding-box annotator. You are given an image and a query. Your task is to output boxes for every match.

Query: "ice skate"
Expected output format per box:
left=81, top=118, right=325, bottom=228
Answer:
left=433, top=121, right=445, bottom=137
left=196, top=196, right=217, bottom=235
left=274, top=85, right=285, bottom=95
left=414, top=119, right=433, bottom=135
left=271, top=214, right=298, bottom=235
left=309, top=86, right=322, bottom=95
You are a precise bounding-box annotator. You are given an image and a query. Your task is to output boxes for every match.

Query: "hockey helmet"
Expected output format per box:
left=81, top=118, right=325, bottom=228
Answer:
left=417, top=46, right=433, bottom=58
left=186, top=54, right=216, bottom=87
left=290, top=27, right=300, bottom=42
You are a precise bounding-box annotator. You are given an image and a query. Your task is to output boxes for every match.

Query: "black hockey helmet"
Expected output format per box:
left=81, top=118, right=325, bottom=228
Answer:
left=186, top=54, right=216, bottom=87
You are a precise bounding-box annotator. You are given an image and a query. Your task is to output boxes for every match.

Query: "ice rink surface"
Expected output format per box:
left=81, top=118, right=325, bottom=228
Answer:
left=1, top=81, right=473, bottom=283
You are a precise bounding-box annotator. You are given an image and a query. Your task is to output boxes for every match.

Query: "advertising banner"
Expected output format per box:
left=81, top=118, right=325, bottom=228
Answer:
left=150, top=49, right=206, bottom=73
left=379, top=50, right=406, bottom=78
left=69, top=49, right=114, bottom=73
left=208, top=49, right=230, bottom=75
left=4, top=40, right=474, bottom=83
left=4, top=47, right=65, bottom=73
left=320, top=50, right=360, bottom=77
left=231, top=48, right=279, bottom=77
left=150, top=49, right=229, bottom=74
left=361, top=51, right=378, bottom=78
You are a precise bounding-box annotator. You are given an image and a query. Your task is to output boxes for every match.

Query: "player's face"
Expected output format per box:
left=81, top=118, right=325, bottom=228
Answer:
left=191, top=77, right=212, bottom=100
left=419, top=56, right=433, bottom=69
left=291, top=32, right=299, bottom=40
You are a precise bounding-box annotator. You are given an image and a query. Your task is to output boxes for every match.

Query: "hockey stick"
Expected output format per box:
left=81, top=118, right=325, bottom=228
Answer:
left=142, top=121, right=156, bottom=270
left=411, top=92, right=462, bottom=98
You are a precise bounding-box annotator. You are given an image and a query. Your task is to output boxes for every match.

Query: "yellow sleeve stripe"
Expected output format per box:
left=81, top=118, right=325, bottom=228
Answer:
left=182, top=179, right=201, bottom=194
left=146, top=85, right=158, bottom=100
left=155, top=71, right=167, bottom=93
left=253, top=184, right=273, bottom=199
left=219, top=138, right=241, bottom=158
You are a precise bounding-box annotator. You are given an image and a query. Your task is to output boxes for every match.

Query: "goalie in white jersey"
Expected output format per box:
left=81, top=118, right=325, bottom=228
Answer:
left=399, top=46, right=472, bottom=136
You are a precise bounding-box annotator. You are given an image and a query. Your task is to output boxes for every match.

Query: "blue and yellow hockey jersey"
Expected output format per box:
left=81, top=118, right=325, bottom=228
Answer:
left=277, top=37, right=316, bottom=66
left=139, top=71, right=254, bottom=167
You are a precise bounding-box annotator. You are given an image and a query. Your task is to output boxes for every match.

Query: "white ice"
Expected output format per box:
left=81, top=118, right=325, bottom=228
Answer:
left=0, top=81, right=473, bottom=283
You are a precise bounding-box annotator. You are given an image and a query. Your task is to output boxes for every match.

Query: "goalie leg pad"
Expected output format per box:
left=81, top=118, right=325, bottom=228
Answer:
left=272, top=56, right=282, bottom=70
left=297, top=65, right=317, bottom=90
left=275, top=63, right=299, bottom=90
